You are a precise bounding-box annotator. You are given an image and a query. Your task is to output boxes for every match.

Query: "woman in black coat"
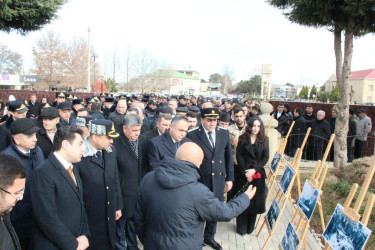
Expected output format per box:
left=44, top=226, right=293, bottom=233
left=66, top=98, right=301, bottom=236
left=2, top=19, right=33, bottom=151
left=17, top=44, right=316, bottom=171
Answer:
left=235, top=117, right=269, bottom=235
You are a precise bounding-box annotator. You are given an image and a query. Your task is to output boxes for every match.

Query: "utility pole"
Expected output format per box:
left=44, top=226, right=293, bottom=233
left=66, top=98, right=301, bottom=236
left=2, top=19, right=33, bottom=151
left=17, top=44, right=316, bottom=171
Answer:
left=87, top=27, right=91, bottom=92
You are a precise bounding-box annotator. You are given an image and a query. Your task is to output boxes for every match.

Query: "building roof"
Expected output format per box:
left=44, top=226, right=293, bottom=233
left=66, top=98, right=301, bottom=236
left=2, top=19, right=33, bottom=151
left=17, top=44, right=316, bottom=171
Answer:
left=149, top=70, right=200, bottom=80
left=350, top=68, right=375, bottom=80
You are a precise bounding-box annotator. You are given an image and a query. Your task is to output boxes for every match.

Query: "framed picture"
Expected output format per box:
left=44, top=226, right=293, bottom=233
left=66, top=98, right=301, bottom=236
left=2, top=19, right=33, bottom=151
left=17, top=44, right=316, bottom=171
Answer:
left=323, top=203, right=372, bottom=250
left=297, top=181, right=321, bottom=220
left=281, top=222, right=300, bottom=250
left=270, top=152, right=282, bottom=174
left=266, top=199, right=280, bottom=230
left=279, top=164, right=295, bottom=194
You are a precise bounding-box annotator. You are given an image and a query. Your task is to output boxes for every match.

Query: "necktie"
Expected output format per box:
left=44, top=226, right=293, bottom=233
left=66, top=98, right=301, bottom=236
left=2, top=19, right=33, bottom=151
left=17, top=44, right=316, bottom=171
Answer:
left=130, top=141, right=138, bottom=158
left=208, top=132, right=215, bottom=148
left=96, top=151, right=103, bottom=165
left=67, top=166, right=76, bottom=185
left=174, top=141, right=181, bottom=150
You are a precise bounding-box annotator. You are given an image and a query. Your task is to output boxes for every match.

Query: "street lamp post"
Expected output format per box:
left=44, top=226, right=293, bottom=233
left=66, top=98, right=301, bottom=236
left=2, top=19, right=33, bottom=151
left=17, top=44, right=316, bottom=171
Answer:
left=87, top=27, right=91, bottom=92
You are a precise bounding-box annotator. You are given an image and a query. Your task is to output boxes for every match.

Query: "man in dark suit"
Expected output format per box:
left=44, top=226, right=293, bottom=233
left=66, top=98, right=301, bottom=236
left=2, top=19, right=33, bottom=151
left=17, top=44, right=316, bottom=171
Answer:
left=28, top=94, right=40, bottom=119
left=143, top=113, right=172, bottom=140
left=273, top=103, right=290, bottom=137
left=187, top=108, right=234, bottom=250
left=76, top=119, right=123, bottom=250
left=36, top=107, right=60, bottom=158
left=30, top=126, right=90, bottom=250
left=114, top=114, right=150, bottom=250
left=57, top=101, right=76, bottom=127
left=0, top=154, right=27, bottom=250
left=148, top=115, right=191, bottom=170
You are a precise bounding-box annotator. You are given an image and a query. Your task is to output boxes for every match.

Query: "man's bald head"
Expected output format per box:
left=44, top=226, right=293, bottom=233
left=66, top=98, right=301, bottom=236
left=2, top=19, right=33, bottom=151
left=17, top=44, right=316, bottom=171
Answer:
left=175, top=142, right=204, bottom=168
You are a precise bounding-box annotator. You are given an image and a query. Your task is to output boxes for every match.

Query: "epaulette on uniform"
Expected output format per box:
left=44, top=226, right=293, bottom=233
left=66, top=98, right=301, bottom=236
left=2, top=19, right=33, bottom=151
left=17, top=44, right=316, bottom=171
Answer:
left=217, top=126, right=227, bottom=130
left=188, top=127, right=199, bottom=132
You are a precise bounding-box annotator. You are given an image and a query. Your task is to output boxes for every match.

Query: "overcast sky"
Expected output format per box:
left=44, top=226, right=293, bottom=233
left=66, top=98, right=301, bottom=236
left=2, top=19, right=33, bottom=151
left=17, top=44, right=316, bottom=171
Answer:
left=1, top=0, right=375, bottom=86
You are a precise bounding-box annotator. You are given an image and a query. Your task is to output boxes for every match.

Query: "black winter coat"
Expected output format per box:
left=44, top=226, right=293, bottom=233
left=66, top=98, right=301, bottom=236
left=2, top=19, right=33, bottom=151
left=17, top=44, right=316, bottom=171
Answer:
left=273, top=112, right=290, bottom=137
left=3, top=143, right=45, bottom=239
left=75, top=147, right=122, bottom=250
left=290, top=116, right=307, bottom=149
left=113, top=133, right=150, bottom=218
left=36, top=128, right=55, bottom=158
left=134, top=157, right=250, bottom=250
left=236, top=137, right=269, bottom=214
left=310, top=119, right=331, bottom=147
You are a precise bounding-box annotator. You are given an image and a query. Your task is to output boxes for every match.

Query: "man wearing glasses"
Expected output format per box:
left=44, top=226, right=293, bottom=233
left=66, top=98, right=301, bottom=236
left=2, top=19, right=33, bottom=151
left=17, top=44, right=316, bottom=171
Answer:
left=3, top=118, right=44, bottom=249
left=0, top=153, right=28, bottom=250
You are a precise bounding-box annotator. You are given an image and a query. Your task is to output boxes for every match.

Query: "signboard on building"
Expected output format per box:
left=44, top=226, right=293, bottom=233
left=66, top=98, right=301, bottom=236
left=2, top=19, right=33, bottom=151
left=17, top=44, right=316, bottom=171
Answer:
left=21, top=75, right=40, bottom=84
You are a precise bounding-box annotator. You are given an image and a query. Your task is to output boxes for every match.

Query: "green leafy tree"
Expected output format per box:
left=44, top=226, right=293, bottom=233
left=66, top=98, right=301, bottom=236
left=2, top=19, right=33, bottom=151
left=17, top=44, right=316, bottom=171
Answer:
left=0, top=0, right=66, bottom=34
left=209, top=73, right=222, bottom=83
left=330, top=84, right=341, bottom=101
left=268, top=0, right=375, bottom=168
left=310, top=85, right=317, bottom=99
left=318, top=91, right=330, bottom=102
left=233, top=75, right=261, bottom=96
left=299, top=85, right=309, bottom=99
left=104, top=78, right=117, bottom=92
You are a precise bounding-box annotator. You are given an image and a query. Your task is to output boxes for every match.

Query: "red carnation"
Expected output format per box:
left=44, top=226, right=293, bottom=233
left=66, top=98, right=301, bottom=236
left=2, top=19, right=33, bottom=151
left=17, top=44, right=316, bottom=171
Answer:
left=252, top=172, right=261, bottom=179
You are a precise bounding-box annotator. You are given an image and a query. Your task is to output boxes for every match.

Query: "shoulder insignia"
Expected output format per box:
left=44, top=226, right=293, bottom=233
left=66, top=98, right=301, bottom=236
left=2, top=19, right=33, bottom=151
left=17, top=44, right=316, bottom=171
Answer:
left=188, top=127, right=199, bottom=132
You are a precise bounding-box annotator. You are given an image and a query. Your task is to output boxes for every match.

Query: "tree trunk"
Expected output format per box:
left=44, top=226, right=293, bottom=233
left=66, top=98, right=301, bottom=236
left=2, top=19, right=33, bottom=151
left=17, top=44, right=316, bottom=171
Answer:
left=333, top=21, right=354, bottom=168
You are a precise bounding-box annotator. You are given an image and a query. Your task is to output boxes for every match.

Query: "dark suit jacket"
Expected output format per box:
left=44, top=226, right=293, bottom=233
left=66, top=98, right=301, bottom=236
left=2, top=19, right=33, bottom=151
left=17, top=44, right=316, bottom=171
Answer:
left=0, top=124, right=11, bottom=152
left=148, top=131, right=191, bottom=170
left=28, top=101, right=41, bottom=117
left=113, top=133, right=150, bottom=218
left=36, top=128, right=54, bottom=158
left=187, top=125, right=234, bottom=201
left=143, top=128, right=160, bottom=141
left=30, top=153, right=90, bottom=250
left=75, top=147, right=122, bottom=250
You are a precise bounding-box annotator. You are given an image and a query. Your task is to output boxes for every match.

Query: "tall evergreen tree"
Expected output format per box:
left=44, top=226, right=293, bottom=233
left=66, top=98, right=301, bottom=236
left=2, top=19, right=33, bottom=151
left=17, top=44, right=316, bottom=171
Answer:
left=269, top=0, right=375, bottom=167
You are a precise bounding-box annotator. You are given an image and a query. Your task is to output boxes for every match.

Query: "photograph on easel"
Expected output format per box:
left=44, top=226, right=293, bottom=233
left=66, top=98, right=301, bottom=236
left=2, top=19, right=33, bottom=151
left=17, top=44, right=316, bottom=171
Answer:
left=279, top=164, right=295, bottom=194
left=281, top=222, right=300, bottom=250
left=266, top=199, right=280, bottom=230
left=297, top=180, right=321, bottom=220
left=323, top=203, right=371, bottom=250
left=269, top=152, right=281, bottom=174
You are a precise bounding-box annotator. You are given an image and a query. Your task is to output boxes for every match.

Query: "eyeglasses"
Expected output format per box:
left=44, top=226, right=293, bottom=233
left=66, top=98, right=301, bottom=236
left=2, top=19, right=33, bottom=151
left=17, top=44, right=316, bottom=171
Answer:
left=0, top=187, right=25, bottom=201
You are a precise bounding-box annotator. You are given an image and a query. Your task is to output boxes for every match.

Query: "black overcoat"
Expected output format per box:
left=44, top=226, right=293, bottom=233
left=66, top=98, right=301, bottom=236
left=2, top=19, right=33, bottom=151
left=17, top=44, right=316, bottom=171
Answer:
left=75, top=147, right=122, bottom=250
left=143, top=128, right=159, bottom=140
left=30, top=153, right=90, bottom=250
left=36, top=128, right=54, bottom=158
left=236, top=137, right=269, bottom=214
left=148, top=131, right=191, bottom=169
left=187, top=125, right=234, bottom=201
left=290, top=116, right=306, bottom=149
left=113, top=133, right=150, bottom=218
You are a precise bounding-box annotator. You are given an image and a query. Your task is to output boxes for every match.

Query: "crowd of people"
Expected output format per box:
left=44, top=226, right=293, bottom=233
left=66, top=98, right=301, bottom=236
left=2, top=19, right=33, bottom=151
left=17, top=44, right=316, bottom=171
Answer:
left=0, top=91, right=372, bottom=250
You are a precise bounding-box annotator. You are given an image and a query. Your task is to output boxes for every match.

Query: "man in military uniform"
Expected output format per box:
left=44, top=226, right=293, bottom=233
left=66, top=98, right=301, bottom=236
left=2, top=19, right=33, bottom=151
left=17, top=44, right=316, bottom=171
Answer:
left=187, top=108, right=234, bottom=250
left=75, top=119, right=122, bottom=250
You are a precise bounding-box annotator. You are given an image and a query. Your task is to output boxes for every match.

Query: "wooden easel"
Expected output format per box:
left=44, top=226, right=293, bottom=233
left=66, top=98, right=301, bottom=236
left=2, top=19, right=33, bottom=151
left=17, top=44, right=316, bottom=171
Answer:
left=255, top=127, right=311, bottom=230
left=266, top=116, right=274, bottom=137
left=286, top=134, right=335, bottom=250
left=323, top=158, right=375, bottom=250
left=256, top=159, right=297, bottom=250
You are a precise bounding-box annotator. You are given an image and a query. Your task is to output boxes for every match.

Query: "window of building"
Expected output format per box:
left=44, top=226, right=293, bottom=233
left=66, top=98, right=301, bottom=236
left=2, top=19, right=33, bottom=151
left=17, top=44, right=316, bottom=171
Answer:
left=368, top=85, right=373, bottom=92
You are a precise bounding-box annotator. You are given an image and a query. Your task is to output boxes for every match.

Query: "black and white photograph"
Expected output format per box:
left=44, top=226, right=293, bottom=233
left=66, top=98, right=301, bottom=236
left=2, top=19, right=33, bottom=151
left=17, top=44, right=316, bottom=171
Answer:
left=297, top=181, right=321, bottom=220
left=323, top=203, right=372, bottom=250
left=279, top=164, right=295, bottom=194
left=270, top=152, right=282, bottom=174
left=266, top=199, right=280, bottom=230
left=281, top=222, right=300, bottom=250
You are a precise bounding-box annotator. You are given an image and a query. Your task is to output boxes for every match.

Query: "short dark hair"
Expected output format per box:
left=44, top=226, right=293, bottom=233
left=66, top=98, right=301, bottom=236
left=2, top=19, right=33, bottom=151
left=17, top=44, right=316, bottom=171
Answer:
left=251, top=106, right=259, bottom=112
left=295, top=108, right=303, bottom=116
left=77, top=108, right=88, bottom=113
left=157, top=113, right=172, bottom=122
left=171, top=115, right=188, bottom=126
left=278, top=103, right=285, bottom=107
left=91, top=102, right=101, bottom=111
left=233, top=107, right=244, bottom=115
left=127, top=107, right=139, bottom=115
left=0, top=154, right=27, bottom=190
left=53, top=126, right=83, bottom=151
left=186, top=111, right=197, bottom=119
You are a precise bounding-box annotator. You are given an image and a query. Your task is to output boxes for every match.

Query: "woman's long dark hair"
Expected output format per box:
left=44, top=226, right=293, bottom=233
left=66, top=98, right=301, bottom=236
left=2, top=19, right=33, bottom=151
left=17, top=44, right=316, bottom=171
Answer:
left=239, top=116, right=268, bottom=149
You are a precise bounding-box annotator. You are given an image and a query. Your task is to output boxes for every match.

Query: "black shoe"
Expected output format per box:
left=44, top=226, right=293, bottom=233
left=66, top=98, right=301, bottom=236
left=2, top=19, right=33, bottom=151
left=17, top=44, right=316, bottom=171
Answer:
left=236, top=230, right=246, bottom=236
left=203, top=239, right=222, bottom=249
